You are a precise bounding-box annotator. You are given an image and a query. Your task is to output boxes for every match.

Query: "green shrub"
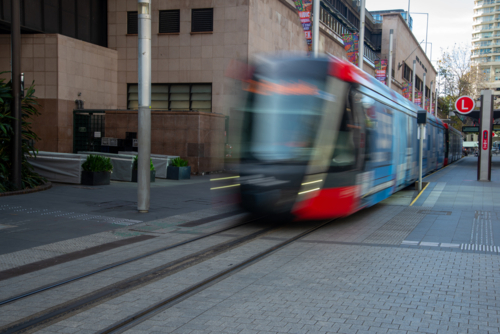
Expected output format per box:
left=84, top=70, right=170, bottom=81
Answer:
left=132, top=156, right=155, bottom=171
left=82, top=155, right=113, bottom=172
left=0, top=72, right=47, bottom=192
left=171, top=157, right=188, bottom=167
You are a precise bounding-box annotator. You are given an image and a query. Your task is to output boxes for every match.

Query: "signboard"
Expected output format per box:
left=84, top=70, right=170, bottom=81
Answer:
left=374, top=60, right=387, bottom=85
left=455, top=96, right=475, bottom=114
left=293, top=0, right=313, bottom=52
left=342, top=33, right=359, bottom=66
left=402, top=81, right=412, bottom=100
left=462, top=126, right=479, bottom=133
left=483, top=130, right=489, bottom=150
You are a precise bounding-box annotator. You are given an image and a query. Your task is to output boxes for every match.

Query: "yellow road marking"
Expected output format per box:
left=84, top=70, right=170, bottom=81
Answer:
left=410, top=183, right=430, bottom=206
left=210, top=184, right=240, bottom=190
left=210, top=176, right=240, bottom=181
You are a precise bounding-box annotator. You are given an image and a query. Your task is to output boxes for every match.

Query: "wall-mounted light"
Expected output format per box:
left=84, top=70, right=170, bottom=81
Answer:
left=138, top=2, right=150, bottom=15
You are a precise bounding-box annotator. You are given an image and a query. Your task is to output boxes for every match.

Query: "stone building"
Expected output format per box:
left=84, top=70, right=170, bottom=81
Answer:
left=0, top=0, right=436, bottom=173
left=378, top=12, right=437, bottom=105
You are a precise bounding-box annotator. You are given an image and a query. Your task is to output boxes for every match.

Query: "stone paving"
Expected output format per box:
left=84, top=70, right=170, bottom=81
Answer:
left=2, top=157, right=500, bottom=333
left=104, top=156, right=499, bottom=334
left=0, top=174, right=224, bottom=254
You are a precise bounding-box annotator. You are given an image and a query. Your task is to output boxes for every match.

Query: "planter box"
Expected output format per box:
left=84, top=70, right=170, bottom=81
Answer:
left=81, top=171, right=111, bottom=186
left=167, top=166, right=191, bottom=180
left=131, top=170, right=156, bottom=182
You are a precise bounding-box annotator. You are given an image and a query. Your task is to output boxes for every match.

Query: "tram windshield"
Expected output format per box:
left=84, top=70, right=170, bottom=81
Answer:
left=240, top=75, right=325, bottom=163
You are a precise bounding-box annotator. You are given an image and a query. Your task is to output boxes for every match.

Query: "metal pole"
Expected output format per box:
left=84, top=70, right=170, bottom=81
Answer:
left=312, top=0, right=320, bottom=57
left=407, top=0, right=410, bottom=26
left=435, top=85, right=438, bottom=116
left=425, top=14, right=428, bottom=55
left=419, top=123, right=423, bottom=191
left=11, top=0, right=22, bottom=189
left=358, top=0, right=365, bottom=70
left=422, top=73, right=426, bottom=110
left=411, top=13, right=429, bottom=56
left=387, top=29, right=394, bottom=89
left=137, top=0, right=151, bottom=213
left=412, top=60, right=416, bottom=103
left=430, top=80, right=433, bottom=114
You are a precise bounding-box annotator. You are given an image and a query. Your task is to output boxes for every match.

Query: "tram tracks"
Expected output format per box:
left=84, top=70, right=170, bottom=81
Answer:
left=0, top=213, right=265, bottom=332
left=99, top=218, right=335, bottom=334
left=0, top=213, right=258, bottom=307
left=0, top=216, right=335, bottom=334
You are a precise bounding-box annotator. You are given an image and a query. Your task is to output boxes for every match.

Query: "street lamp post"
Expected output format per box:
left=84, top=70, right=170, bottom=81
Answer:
left=313, top=0, right=319, bottom=57
left=358, top=0, right=366, bottom=71
left=137, top=0, right=152, bottom=213
left=410, top=12, right=429, bottom=56
left=407, top=0, right=410, bottom=26
left=11, top=0, right=22, bottom=189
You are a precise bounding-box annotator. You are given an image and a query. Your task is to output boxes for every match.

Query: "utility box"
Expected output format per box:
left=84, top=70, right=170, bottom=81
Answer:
left=417, top=109, right=427, bottom=124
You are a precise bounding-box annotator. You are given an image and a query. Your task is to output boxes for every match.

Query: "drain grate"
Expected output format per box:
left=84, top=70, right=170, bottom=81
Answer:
left=363, top=207, right=427, bottom=245
left=417, top=210, right=452, bottom=215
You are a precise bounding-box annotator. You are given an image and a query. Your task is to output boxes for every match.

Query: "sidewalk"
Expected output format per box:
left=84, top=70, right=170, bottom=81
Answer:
left=403, top=156, right=500, bottom=250
left=0, top=174, right=234, bottom=255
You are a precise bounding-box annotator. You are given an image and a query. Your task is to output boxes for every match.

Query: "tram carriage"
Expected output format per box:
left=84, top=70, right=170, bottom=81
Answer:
left=237, top=55, right=462, bottom=220
left=444, top=123, right=463, bottom=165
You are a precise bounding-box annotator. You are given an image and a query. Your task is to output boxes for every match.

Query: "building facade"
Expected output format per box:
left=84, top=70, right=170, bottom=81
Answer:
left=379, top=12, right=436, bottom=105
left=472, top=0, right=500, bottom=93
left=0, top=0, right=437, bottom=172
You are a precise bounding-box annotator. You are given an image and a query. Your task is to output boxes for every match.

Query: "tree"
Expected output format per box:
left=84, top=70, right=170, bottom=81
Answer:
left=0, top=73, right=46, bottom=192
left=436, top=43, right=486, bottom=131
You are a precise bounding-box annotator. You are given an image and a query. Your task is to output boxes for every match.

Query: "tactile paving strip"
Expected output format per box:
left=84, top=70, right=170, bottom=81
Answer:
left=362, top=207, right=427, bottom=245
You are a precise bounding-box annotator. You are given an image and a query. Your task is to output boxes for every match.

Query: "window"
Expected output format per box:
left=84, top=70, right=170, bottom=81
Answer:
left=415, top=76, right=423, bottom=92
left=402, top=62, right=413, bottom=82
left=192, top=8, right=213, bottom=32
left=127, top=11, right=138, bottom=34
left=159, top=10, right=180, bottom=33
left=128, top=84, right=212, bottom=112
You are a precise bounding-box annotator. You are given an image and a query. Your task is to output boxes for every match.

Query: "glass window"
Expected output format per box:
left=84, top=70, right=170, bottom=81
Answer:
left=159, top=10, right=180, bottom=34
left=191, top=8, right=213, bottom=32
left=127, top=84, right=212, bottom=111
left=127, top=11, right=138, bottom=35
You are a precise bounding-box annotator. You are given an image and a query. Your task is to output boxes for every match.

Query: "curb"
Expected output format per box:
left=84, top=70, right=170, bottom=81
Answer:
left=0, top=182, right=53, bottom=197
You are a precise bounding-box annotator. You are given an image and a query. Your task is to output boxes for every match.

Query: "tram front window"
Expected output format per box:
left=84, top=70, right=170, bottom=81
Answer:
left=241, top=77, right=324, bottom=163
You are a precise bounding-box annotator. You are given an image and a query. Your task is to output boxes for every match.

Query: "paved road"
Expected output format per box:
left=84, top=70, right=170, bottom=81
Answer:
left=0, top=175, right=234, bottom=254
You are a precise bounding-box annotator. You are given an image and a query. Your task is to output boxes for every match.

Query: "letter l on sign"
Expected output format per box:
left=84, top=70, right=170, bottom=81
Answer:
left=455, top=96, right=475, bottom=114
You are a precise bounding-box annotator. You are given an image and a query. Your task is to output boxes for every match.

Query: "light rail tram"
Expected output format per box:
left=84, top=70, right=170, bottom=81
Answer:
left=236, top=55, right=462, bottom=220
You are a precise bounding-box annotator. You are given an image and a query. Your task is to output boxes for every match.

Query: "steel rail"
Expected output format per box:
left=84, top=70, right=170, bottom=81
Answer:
left=0, top=215, right=274, bottom=334
left=0, top=213, right=260, bottom=307
left=99, top=218, right=336, bottom=334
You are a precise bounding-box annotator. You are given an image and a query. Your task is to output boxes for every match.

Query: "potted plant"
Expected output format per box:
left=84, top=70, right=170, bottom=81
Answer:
left=81, top=155, right=113, bottom=185
left=132, top=156, right=156, bottom=182
left=167, top=157, right=191, bottom=180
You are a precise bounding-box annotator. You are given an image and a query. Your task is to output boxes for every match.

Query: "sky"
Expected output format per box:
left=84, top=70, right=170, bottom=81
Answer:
left=366, top=0, right=473, bottom=66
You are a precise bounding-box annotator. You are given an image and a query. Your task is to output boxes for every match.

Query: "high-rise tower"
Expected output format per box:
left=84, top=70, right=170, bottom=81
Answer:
left=472, top=0, right=500, bottom=93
